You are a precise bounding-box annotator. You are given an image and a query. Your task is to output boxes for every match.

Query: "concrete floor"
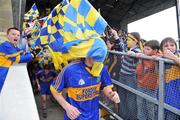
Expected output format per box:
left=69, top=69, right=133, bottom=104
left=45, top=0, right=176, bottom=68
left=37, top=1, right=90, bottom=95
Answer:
left=34, top=94, right=114, bottom=120
left=34, top=94, right=64, bottom=120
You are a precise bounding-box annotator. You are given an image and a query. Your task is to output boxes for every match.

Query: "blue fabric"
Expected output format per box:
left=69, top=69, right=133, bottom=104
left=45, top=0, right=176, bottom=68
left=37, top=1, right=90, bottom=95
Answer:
left=87, top=39, right=107, bottom=62
left=120, top=47, right=141, bottom=74
left=0, top=39, right=33, bottom=93
left=165, top=79, right=180, bottom=109
left=51, top=61, right=112, bottom=120
left=0, top=67, right=9, bottom=93
left=39, top=81, right=52, bottom=95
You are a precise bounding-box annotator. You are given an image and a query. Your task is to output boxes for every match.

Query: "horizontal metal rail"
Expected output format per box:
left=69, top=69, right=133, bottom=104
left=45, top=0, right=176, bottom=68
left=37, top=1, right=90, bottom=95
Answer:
left=99, top=101, right=123, bottom=120
left=108, top=50, right=175, bottom=64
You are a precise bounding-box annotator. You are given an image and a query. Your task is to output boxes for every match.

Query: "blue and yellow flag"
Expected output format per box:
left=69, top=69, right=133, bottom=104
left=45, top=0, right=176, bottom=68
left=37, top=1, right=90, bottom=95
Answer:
left=22, top=3, right=41, bottom=50
left=24, top=3, right=39, bottom=21
left=38, top=0, right=108, bottom=76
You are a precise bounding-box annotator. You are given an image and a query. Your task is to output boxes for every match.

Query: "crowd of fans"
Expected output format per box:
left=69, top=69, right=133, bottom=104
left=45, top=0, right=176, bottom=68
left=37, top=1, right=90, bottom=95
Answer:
left=102, top=28, right=180, bottom=120
left=1, top=15, right=179, bottom=119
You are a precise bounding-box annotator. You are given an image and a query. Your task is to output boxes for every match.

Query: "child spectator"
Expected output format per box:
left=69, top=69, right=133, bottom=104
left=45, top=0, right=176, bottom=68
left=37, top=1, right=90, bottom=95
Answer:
left=118, top=32, right=143, bottom=119
left=36, top=64, right=57, bottom=118
left=160, top=37, right=180, bottom=120
left=0, top=27, right=41, bottom=93
left=136, top=40, right=160, bottom=120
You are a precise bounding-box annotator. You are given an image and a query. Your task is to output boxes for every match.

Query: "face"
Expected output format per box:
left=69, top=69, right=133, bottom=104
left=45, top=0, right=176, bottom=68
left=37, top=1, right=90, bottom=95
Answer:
left=127, top=38, right=137, bottom=48
left=162, top=42, right=176, bottom=53
left=143, top=46, right=157, bottom=56
left=85, top=57, right=95, bottom=67
left=7, top=29, right=20, bottom=45
left=44, top=69, right=49, bottom=74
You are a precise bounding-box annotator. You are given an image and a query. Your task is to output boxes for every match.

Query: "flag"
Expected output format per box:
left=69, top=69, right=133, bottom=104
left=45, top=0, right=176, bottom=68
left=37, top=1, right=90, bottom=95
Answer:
left=22, top=3, right=41, bottom=50
left=24, top=3, right=39, bottom=21
left=38, top=0, right=108, bottom=76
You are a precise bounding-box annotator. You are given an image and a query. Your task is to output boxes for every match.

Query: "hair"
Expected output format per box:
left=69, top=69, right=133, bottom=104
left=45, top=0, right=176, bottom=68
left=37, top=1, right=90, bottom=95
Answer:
left=160, top=37, right=177, bottom=51
left=43, top=64, right=51, bottom=70
left=7, top=27, right=20, bottom=35
left=130, top=32, right=141, bottom=41
left=144, top=40, right=160, bottom=50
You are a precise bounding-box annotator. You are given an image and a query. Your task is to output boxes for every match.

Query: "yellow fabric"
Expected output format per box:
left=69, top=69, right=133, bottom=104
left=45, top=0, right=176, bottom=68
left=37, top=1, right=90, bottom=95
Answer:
left=0, top=56, right=12, bottom=68
left=102, top=85, right=114, bottom=92
left=67, top=39, right=95, bottom=59
left=128, top=33, right=143, bottom=50
left=86, top=8, right=99, bottom=27
left=15, top=55, right=20, bottom=63
left=24, top=3, right=39, bottom=21
left=67, top=82, right=101, bottom=101
left=0, top=52, right=5, bottom=56
left=38, top=0, right=107, bottom=77
left=165, top=65, right=180, bottom=83
left=6, top=53, right=18, bottom=58
left=46, top=46, right=68, bottom=70
left=50, top=85, right=62, bottom=95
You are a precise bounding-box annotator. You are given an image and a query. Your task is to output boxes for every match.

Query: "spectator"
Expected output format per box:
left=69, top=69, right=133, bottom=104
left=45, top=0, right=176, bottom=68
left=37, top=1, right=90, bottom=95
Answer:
left=0, top=27, right=41, bottom=93
left=160, top=37, right=180, bottom=120
left=118, top=32, right=143, bottom=119
left=136, top=40, right=160, bottom=120
left=36, top=64, right=57, bottom=118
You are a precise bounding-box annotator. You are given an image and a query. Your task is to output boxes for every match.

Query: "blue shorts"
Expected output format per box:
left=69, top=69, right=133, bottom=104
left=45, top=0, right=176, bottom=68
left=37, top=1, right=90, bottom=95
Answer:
left=39, top=81, right=52, bottom=95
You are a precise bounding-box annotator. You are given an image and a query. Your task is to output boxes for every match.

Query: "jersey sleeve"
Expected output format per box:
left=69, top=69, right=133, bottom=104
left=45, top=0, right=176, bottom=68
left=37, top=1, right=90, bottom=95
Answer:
left=2, top=41, right=33, bottom=63
left=100, top=66, right=113, bottom=91
left=50, top=66, right=69, bottom=94
left=51, top=71, right=57, bottom=78
left=36, top=72, right=41, bottom=80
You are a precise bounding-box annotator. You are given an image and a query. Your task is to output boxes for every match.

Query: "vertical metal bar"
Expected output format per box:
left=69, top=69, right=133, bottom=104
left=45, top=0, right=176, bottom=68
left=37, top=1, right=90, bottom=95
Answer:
left=158, top=61, right=165, bottom=120
left=176, top=0, right=180, bottom=49
left=19, top=0, right=22, bottom=29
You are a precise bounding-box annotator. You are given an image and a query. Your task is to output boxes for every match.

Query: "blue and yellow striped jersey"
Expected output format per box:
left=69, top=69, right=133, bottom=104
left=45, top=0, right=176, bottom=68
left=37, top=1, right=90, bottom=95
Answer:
left=0, top=39, right=33, bottom=93
left=165, top=51, right=180, bottom=109
left=51, top=60, right=112, bottom=120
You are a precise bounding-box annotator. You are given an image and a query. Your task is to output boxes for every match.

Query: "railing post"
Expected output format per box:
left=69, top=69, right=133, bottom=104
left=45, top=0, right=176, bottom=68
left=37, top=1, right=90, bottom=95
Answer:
left=176, top=0, right=180, bottom=49
left=158, top=60, right=165, bottom=120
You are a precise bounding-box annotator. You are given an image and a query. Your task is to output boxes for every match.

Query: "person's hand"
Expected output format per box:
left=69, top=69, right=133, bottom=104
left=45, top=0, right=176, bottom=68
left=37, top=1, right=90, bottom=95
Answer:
left=127, top=51, right=135, bottom=56
left=163, top=49, right=180, bottom=65
left=31, top=47, right=41, bottom=58
left=109, top=91, right=120, bottom=103
left=163, top=49, right=175, bottom=59
left=109, top=29, right=119, bottom=40
left=135, top=53, right=143, bottom=58
left=65, top=104, right=81, bottom=120
left=106, top=40, right=114, bottom=50
left=37, top=84, right=41, bottom=91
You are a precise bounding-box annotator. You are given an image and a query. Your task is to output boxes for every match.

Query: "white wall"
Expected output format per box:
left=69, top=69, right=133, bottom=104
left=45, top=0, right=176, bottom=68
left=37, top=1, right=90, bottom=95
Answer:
left=0, top=64, right=39, bottom=120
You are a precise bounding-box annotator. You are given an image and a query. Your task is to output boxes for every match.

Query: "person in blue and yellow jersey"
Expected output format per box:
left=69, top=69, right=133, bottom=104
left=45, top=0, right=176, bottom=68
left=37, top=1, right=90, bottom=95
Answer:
left=160, top=37, right=180, bottom=120
left=0, top=27, right=41, bottom=93
left=36, top=64, right=57, bottom=118
left=50, top=57, right=120, bottom=120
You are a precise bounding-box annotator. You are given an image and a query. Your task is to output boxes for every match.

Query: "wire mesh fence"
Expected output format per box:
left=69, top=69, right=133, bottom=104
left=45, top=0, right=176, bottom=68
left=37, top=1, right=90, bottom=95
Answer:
left=100, top=51, right=180, bottom=120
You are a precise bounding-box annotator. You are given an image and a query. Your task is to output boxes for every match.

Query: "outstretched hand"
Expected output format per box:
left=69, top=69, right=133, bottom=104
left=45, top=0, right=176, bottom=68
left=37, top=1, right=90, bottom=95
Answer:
left=109, top=91, right=120, bottom=103
left=31, top=47, right=41, bottom=58
left=66, top=104, right=81, bottom=120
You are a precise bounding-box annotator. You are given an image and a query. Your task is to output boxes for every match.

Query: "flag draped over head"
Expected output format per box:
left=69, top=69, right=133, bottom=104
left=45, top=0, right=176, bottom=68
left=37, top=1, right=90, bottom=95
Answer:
left=38, top=0, right=108, bottom=76
left=24, top=3, right=39, bottom=21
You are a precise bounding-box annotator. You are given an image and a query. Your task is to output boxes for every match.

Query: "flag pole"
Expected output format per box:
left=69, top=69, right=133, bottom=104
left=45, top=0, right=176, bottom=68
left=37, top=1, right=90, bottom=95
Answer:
left=98, top=8, right=112, bottom=30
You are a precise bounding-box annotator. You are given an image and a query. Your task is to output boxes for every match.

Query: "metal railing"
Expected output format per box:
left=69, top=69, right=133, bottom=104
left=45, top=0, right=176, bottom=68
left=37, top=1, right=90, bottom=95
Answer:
left=100, top=50, right=180, bottom=120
